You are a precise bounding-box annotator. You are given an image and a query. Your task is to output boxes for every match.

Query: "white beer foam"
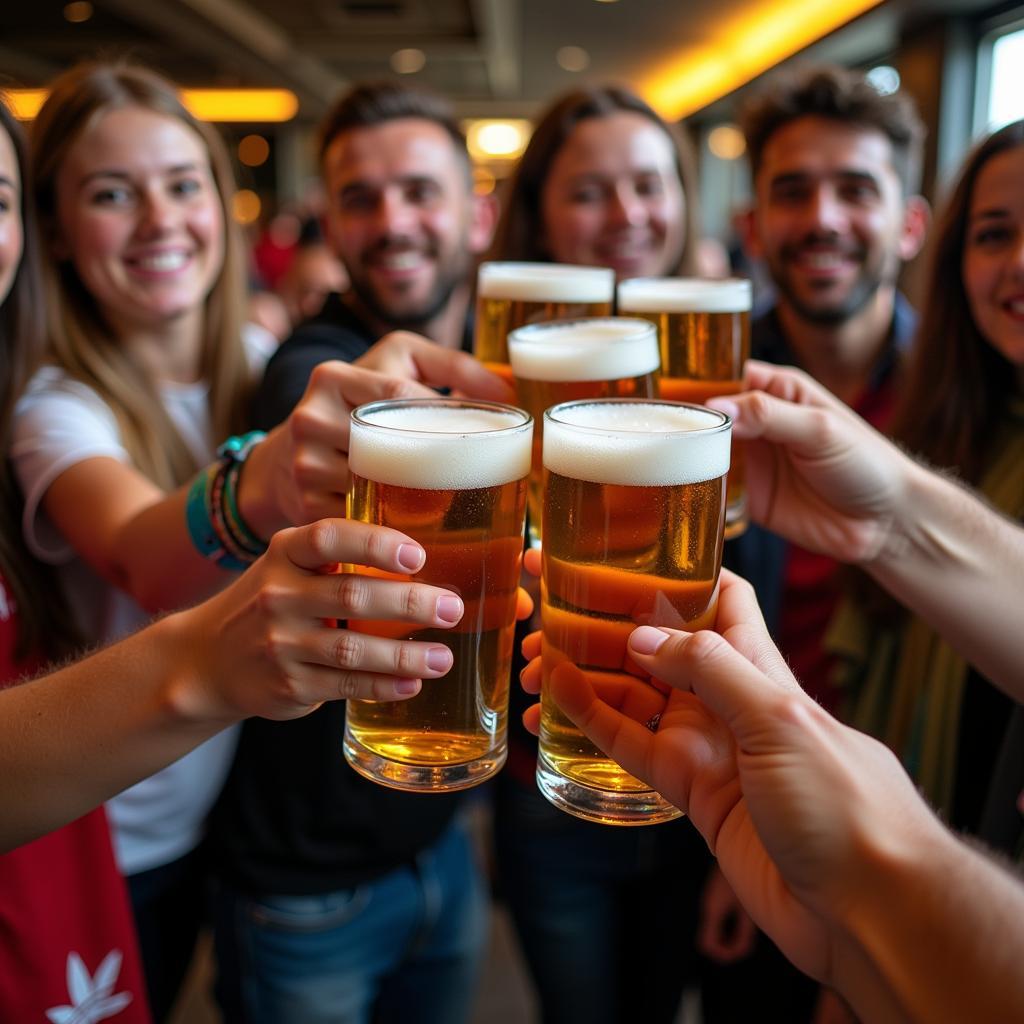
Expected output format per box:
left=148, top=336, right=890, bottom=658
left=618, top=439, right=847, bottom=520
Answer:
left=508, top=318, right=660, bottom=382
left=478, top=262, right=614, bottom=303
left=618, top=277, right=752, bottom=314
left=350, top=404, right=532, bottom=490
left=543, top=401, right=730, bottom=486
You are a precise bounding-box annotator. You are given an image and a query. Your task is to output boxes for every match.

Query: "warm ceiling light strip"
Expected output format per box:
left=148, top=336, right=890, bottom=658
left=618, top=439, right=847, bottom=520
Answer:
left=180, top=89, right=298, bottom=122
left=2, top=87, right=299, bottom=122
left=641, top=0, right=884, bottom=120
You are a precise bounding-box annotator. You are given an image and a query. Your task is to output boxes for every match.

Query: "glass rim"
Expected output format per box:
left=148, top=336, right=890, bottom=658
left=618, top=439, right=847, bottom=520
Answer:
left=543, top=397, right=731, bottom=438
left=507, top=315, right=657, bottom=349
left=617, top=275, right=752, bottom=312
left=351, top=396, right=532, bottom=439
left=478, top=260, right=615, bottom=280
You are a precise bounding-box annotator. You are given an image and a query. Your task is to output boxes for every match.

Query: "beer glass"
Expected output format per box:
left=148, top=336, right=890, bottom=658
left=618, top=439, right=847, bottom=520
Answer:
left=474, top=262, right=615, bottom=381
left=345, top=398, right=532, bottom=792
left=538, top=398, right=730, bottom=824
left=617, top=277, right=751, bottom=538
left=507, top=317, right=660, bottom=548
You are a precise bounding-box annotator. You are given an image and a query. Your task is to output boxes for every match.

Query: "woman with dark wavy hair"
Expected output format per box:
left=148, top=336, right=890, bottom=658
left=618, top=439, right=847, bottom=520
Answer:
left=835, top=119, right=1024, bottom=845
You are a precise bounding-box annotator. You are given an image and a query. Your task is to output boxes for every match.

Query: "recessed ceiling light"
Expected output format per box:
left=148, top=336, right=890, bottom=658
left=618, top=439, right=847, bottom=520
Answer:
left=63, top=1, right=93, bottom=23
left=391, top=48, right=426, bottom=74
left=707, top=124, right=746, bottom=160
left=232, top=190, right=262, bottom=226
left=238, top=134, right=270, bottom=167
left=556, top=46, right=590, bottom=73
left=465, top=120, right=532, bottom=160
left=867, top=65, right=900, bottom=95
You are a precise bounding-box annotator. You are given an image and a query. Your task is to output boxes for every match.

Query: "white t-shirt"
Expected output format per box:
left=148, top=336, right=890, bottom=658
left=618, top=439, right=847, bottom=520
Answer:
left=11, top=334, right=269, bottom=875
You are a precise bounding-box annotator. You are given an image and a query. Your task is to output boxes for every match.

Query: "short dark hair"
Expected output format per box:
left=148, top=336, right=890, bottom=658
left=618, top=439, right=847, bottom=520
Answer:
left=318, top=80, right=470, bottom=177
left=741, top=65, right=926, bottom=193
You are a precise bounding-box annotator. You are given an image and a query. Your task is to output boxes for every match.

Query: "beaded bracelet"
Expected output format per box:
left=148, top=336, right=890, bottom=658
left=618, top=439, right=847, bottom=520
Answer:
left=185, top=430, right=268, bottom=571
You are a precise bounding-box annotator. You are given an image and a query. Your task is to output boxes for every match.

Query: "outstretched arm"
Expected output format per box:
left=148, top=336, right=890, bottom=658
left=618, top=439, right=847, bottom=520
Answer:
left=0, top=518, right=463, bottom=850
left=714, top=361, right=1024, bottom=698
left=523, top=571, right=1024, bottom=1023
left=239, top=331, right=514, bottom=535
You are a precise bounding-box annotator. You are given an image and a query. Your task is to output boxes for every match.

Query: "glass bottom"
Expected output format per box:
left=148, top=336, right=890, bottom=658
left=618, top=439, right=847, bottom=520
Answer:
left=535, top=751, right=683, bottom=826
left=343, top=728, right=505, bottom=792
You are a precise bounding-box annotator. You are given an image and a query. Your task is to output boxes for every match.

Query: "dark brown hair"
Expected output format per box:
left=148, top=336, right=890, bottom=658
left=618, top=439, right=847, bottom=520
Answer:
left=741, top=65, right=926, bottom=194
left=489, top=84, right=700, bottom=273
left=318, top=80, right=470, bottom=181
left=890, top=119, right=1024, bottom=482
left=0, top=99, right=79, bottom=660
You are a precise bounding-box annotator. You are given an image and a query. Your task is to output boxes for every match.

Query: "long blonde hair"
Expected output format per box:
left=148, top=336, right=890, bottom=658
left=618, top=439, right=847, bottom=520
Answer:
left=30, top=62, right=251, bottom=490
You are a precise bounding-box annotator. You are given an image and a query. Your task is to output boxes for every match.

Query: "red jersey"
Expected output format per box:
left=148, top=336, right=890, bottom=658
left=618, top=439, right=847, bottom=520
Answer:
left=0, top=573, right=151, bottom=1022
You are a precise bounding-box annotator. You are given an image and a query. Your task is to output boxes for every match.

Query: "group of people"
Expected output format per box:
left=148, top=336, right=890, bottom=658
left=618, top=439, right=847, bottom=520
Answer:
left=0, top=52, right=1020, bottom=1024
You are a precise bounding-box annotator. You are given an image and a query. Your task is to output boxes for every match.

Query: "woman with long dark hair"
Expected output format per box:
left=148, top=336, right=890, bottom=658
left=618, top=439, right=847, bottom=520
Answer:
left=836, top=119, right=1024, bottom=839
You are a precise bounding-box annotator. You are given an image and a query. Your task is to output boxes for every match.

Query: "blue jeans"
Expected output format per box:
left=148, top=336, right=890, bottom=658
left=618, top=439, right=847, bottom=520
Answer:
left=213, top=821, right=486, bottom=1024
left=494, top=775, right=709, bottom=1024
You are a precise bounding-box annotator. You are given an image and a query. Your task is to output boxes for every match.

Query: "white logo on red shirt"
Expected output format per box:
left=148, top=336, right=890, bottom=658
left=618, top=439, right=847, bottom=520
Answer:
left=45, top=950, right=133, bottom=1023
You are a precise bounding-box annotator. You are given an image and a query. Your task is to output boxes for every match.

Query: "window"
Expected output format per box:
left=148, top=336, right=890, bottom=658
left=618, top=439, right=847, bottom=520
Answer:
left=977, top=20, right=1024, bottom=131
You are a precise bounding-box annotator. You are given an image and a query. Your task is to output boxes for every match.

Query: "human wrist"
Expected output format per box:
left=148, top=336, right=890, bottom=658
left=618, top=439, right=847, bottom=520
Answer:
left=185, top=431, right=270, bottom=570
left=863, top=453, right=937, bottom=574
left=234, top=427, right=288, bottom=540
left=830, top=805, right=956, bottom=1017
left=152, top=605, right=243, bottom=731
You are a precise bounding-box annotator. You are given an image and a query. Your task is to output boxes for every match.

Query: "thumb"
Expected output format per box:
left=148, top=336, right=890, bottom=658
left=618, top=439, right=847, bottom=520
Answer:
left=708, top=388, right=834, bottom=449
left=627, top=627, right=804, bottom=753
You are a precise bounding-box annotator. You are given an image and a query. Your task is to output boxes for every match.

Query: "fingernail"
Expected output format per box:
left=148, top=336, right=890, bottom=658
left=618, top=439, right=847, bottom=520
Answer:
left=397, top=544, right=425, bottom=572
left=630, top=626, right=670, bottom=655
left=436, top=595, right=464, bottom=624
left=426, top=647, right=453, bottom=673
left=706, top=397, right=739, bottom=420
left=395, top=679, right=421, bottom=695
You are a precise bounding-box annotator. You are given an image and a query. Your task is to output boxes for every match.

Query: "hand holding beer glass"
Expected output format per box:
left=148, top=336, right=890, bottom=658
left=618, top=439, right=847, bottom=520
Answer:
left=617, top=278, right=751, bottom=537
left=474, top=262, right=614, bottom=382
left=507, top=317, right=660, bottom=548
left=538, top=399, right=730, bottom=824
left=344, top=399, right=532, bottom=791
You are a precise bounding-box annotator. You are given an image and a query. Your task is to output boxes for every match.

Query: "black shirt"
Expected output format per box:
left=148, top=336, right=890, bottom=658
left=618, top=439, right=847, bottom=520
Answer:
left=207, top=294, right=467, bottom=894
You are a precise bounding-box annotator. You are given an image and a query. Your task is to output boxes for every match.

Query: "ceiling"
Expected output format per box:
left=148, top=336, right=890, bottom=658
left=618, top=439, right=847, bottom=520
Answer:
left=0, top=0, right=1009, bottom=124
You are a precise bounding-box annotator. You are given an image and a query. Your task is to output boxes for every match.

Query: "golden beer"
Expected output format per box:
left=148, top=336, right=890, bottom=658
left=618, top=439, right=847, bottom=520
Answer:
left=539, top=399, right=730, bottom=824
left=345, top=399, right=531, bottom=792
left=617, top=278, right=751, bottom=538
left=508, top=317, right=660, bottom=548
left=474, top=262, right=615, bottom=382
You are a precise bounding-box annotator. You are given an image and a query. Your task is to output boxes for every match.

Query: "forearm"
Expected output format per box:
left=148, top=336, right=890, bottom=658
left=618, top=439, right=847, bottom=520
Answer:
left=836, top=822, right=1024, bottom=1022
left=868, top=460, right=1024, bottom=699
left=116, top=486, right=235, bottom=612
left=0, top=613, right=225, bottom=851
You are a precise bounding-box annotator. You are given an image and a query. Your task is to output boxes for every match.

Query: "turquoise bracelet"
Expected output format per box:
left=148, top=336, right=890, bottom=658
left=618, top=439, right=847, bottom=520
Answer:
left=185, top=431, right=268, bottom=571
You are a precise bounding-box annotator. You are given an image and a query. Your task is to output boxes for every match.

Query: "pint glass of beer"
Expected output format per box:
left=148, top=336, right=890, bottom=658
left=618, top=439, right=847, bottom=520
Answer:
left=474, top=262, right=615, bottom=381
left=345, top=398, right=532, bottom=792
left=538, top=399, right=730, bottom=824
left=617, top=277, right=751, bottom=538
left=507, top=317, right=660, bottom=548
